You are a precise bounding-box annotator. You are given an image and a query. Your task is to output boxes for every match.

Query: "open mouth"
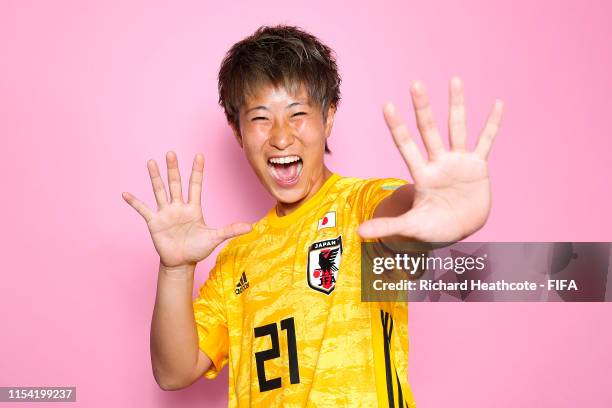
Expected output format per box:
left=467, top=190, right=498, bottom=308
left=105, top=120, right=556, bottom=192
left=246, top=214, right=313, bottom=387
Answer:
left=267, top=155, right=303, bottom=187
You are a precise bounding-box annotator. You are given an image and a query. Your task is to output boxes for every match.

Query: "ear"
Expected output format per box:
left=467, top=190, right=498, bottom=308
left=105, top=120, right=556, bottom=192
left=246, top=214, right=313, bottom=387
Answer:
left=230, top=123, right=243, bottom=148
left=324, top=105, right=337, bottom=138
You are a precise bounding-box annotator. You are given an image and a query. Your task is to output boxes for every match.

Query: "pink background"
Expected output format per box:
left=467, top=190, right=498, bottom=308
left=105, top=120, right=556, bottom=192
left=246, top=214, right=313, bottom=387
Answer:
left=1, top=0, right=611, bottom=406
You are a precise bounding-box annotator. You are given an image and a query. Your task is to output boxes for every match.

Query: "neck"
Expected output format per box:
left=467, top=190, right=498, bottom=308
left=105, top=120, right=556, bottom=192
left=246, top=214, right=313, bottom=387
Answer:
left=275, top=166, right=333, bottom=217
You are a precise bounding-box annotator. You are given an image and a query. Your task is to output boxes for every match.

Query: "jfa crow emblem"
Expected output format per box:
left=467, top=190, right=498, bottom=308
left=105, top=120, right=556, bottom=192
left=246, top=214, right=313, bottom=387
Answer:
left=307, top=235, right=342, bottom=294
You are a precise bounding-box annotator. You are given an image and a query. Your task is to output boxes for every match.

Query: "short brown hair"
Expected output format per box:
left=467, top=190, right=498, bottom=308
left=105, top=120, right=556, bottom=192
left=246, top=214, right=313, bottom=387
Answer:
left=217, top=25, right=342, bottom=153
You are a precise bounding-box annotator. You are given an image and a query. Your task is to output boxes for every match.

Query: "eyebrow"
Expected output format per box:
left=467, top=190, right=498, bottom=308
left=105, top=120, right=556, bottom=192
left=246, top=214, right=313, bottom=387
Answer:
left=245, top=101, right=308, bottom=114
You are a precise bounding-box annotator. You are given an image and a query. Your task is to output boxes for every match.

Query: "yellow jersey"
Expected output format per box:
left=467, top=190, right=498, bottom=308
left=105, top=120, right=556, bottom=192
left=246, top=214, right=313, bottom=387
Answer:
left=193, top=173, right=416, bottom=407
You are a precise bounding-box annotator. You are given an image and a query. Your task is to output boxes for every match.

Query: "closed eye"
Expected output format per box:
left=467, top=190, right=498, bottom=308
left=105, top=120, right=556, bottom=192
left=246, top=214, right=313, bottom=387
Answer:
left=252, top=117, right=268, bottom=121
left=292, top=112, right=306, bottom=117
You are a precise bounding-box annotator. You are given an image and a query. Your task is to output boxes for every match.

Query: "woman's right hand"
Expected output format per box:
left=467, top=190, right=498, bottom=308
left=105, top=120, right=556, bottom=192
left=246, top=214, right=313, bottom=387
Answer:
left=122, top=151, right=252, bottom=268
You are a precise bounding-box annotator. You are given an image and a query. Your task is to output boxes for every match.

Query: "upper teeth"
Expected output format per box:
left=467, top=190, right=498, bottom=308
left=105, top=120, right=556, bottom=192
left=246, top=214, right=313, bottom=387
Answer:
left=269, top=155, right=301, bottom=164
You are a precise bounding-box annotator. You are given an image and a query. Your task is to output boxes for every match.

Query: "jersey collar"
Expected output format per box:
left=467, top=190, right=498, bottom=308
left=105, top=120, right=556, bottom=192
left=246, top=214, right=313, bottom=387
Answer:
left=266, top=173, right=341, bottom=229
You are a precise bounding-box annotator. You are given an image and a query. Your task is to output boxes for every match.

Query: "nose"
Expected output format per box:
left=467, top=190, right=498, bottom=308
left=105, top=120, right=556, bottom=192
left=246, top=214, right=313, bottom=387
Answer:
left=269, top=120, right=295, bottom=150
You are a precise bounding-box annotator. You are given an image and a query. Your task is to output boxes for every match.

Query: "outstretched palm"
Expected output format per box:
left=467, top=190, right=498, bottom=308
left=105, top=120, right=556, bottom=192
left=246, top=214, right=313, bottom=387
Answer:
left=359, top=77, right=504, bottom=242
left=122, top=151, right=252, bottom=268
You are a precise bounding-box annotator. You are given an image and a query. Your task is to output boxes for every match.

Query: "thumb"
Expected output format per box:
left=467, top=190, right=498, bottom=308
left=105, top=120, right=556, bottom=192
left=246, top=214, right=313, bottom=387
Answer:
left=213, top=222, right=253, bottom=244
left=358, top=215, right=420, bottom=240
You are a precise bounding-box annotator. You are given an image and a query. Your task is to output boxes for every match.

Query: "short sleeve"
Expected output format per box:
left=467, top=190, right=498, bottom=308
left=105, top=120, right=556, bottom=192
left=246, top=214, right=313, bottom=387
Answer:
left=354, top=178, right=428, bottom=285
left=193, top=250, right=230, bottom=379
left=352, top=177, right=409, bottom=223
left=352, top=178, right=410, bottom=267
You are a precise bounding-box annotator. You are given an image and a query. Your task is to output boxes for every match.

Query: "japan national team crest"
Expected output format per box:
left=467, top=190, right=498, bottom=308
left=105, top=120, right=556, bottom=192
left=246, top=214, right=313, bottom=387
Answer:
left=307, top=235, right=343, bottom=295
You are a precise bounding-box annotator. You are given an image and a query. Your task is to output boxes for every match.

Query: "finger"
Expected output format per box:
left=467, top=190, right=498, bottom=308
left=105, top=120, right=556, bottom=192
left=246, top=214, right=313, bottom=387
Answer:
left=147, top=159, right=169, bottom=209
left=383, top=103, right=425, bottom=176
left=448, top=76, right=468, bottom=151
left=188, top=153, right=204, bottom=205
left=410, top=81, right=445, bottom=159
left=213, top=222, right=253, bottom=243
left=122, top=191, right=154, bottom=222
left=358, top=215, right=420, bottom=240
left=475, top=99, right=504, bottom=159
left=166, top=151, right=184, bottom=203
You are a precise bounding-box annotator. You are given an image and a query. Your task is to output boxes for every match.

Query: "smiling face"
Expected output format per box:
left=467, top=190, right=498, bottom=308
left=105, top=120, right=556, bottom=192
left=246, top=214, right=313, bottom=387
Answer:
left=231, top=83, right=336, bottom=215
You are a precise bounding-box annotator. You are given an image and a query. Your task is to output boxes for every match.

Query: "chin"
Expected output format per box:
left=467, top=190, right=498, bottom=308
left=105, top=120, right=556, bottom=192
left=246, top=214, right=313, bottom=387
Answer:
left=270, top=182, right=308, bottom=205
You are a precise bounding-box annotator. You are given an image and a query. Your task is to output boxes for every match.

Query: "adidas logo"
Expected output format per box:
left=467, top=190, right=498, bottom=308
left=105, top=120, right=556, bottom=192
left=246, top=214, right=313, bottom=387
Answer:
left=234, top=271, right=249, bottom=295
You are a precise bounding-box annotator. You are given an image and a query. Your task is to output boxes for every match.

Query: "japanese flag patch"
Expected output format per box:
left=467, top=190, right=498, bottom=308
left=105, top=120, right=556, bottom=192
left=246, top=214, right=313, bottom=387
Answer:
left=317, top=211, right=336, bottom=230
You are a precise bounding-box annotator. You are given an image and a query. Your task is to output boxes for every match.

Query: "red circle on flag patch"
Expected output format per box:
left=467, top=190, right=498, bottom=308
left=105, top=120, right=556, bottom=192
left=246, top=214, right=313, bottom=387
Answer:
left=322, top=217, right=328, bottom=225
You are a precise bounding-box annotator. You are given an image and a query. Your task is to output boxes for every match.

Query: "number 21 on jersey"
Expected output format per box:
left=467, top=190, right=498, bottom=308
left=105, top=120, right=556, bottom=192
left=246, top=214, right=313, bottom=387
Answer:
left=254, top=317, right=300, bottom=392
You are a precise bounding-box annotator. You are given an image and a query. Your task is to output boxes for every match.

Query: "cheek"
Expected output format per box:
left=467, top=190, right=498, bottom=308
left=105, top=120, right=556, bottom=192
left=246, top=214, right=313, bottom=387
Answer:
left=241, top=127, right=269, bottom=152
left=292, top=118, right=307, bottom=132
left=298, top=122, right=327, bottom=148
left=241, top=135, right=270, bottom=172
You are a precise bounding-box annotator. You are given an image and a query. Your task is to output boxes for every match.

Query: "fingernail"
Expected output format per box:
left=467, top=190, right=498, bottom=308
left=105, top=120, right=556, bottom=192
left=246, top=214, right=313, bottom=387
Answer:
left=451, top=76, right=462, bottom=89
